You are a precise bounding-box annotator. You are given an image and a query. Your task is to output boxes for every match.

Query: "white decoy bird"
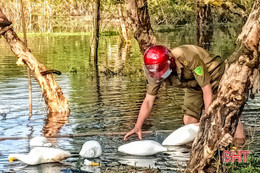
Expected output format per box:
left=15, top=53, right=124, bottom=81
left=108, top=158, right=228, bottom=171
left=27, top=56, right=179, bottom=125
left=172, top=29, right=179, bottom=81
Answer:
left=162, top=124, right=199, bottom=146
left=118, top=140, right=167, bottom=156
left=8, top=147, right=71, bottom=165
left=79, top=140, right=102, bottom=158
left=30, top=136, right=52, bottom=148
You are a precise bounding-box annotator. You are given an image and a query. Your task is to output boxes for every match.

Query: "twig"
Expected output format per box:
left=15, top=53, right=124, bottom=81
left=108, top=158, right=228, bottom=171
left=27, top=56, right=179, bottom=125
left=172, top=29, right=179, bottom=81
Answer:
left=0, top=130, right=173, bottom=141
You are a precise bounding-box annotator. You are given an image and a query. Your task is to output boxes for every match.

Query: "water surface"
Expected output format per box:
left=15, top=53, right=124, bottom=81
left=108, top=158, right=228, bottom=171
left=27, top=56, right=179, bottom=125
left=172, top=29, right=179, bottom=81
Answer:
left=0, top=25, right=259, bottom=172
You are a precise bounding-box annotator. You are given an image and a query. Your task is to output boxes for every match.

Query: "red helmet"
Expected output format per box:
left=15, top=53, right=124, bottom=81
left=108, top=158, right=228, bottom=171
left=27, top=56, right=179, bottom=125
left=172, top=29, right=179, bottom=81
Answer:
left=144, top=45, right=174, bottom=79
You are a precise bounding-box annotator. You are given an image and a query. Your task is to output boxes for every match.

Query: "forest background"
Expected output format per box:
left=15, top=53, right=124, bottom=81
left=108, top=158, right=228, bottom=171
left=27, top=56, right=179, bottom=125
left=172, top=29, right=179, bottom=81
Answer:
left=1, top=0, right=255, bottom=34
left=0, top=0, right=259, bottom=172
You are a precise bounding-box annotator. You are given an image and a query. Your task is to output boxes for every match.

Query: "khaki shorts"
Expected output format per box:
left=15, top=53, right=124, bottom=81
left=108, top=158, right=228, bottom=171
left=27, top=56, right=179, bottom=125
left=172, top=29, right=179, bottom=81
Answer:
left=182, top=88, right=204, bottom=120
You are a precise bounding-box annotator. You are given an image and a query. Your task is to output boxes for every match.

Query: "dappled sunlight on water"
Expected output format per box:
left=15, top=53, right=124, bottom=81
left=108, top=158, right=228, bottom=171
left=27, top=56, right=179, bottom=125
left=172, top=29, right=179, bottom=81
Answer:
left=0, top=26, right=259, bottom=172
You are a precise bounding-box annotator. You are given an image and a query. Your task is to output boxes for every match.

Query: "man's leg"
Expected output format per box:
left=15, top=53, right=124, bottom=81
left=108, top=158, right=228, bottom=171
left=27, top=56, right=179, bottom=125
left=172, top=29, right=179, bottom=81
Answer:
left=182, top=88, right=203, bottom=125
left=183, top=115, right=199, bottom=124
left=233, top=120, right=246, bottom=146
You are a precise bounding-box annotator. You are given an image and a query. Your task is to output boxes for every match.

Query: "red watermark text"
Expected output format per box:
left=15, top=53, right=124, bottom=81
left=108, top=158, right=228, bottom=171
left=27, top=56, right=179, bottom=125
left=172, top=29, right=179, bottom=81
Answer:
left=222, top=150, right=250, bottom=163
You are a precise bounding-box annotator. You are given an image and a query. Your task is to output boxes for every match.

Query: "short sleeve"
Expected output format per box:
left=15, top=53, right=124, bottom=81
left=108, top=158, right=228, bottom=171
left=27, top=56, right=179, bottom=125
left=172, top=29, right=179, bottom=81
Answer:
left=146, top=82, right=161, bottom=95
left=189, top=55, right=211, bottom=87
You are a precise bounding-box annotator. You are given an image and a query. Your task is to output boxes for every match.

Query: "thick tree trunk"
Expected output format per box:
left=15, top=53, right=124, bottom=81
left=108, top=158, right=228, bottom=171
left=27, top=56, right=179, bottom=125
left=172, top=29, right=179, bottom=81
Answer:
left=117, top=2, right=129, bottom=43
left=125, top=0, right=156, bottom=53
left=0, top=9, right=69, bottom=114
left=187, top=1, right=260, bottom=172
left=196, top=0, right=213, bottom=50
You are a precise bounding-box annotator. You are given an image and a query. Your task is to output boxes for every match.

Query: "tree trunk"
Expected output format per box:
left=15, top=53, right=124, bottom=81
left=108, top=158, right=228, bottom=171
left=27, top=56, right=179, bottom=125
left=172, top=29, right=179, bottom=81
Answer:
left=125, top=0, right=156, bottom=54
left=196, top=0, right=213, bottom=50
left=117, top=2, right=129, bottom=43
left=0, top=10, right=69, bottom=113
left=93, top=0, right=100, bottom=68
left=20, top=0, right=33, bottom=117
left=187, top=1, right=260, bottom=172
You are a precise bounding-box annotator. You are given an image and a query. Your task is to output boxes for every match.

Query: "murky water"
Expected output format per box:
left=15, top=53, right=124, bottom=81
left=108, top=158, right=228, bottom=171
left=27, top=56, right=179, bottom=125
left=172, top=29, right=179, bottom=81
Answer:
left=0, top=25, right=259, bottom=172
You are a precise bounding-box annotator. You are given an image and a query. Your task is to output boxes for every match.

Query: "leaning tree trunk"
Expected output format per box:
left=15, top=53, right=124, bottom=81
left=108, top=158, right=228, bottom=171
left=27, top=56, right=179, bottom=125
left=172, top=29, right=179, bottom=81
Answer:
left=187, top=1, right=260, bottom=172
left=125, top=0, right=156, bottom=53
left=0, top=10, right=69, bottom=113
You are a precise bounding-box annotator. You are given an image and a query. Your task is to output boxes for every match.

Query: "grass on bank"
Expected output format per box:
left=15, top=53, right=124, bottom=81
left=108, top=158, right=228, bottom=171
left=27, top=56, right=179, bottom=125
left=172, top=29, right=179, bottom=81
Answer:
left=223, top=152, right=260, bottom=173
left=17, top=30, right=119, bottom=37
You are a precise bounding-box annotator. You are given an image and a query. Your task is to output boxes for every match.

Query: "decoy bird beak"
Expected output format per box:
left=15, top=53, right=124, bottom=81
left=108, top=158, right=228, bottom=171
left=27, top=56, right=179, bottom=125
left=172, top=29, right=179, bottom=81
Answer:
left=91, top=162, right=100, bottom=166
left=9, top=157, right=14, bottom=162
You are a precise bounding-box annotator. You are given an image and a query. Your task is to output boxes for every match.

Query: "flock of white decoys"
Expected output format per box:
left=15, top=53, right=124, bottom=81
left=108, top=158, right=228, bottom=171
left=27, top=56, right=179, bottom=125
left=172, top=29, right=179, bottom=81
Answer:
left=8, top=124, right=199, bottom=166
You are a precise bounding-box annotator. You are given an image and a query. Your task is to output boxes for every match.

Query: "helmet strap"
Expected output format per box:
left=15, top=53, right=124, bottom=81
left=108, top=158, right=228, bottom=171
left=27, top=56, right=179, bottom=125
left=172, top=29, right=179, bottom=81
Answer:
left=169, top=57, right=176, bottom=70
left=161, top=68, right=172, bottom=79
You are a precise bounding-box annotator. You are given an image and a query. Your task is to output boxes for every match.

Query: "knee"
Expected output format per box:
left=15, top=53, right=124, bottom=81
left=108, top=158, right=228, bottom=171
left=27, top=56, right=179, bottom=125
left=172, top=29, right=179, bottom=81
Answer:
left=183, top=115, right=199, bottom=125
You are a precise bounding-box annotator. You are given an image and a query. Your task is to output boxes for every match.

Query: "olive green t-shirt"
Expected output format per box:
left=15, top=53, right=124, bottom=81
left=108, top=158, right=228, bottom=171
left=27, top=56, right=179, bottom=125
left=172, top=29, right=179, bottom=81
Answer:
left=146, top=45, right=224, bottom=95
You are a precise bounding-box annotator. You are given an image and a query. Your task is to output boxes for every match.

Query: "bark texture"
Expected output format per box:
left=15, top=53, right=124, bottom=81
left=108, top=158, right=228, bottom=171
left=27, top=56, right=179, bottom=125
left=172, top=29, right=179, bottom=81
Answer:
left=93, top=0, right=101, bottom=67
left=125, top=0, right=156, bottom=54
left=0, top=26, right=69, bottom=113
left=187, top=1, right=260, bottom=172
left=118, top=2, right=129, bottom=43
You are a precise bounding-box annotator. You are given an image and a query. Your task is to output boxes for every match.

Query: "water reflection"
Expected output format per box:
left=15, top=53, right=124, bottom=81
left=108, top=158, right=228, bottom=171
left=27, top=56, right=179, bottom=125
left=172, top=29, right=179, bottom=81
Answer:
left=10, top=163, right=71, bottom=173
left=196, top=24, right=213, bottom=50
left=196, top=3, right=214, bottom=50
left=0, top=24, right=259, bottom=172
left=80, top=165, right=101, bottom=173
left=100, top=38, right=130, bottom=75
left=114, top=142, right=192, bottom=172
left=118, top=155, right=157, bottom=168
left=42, top=112, right=69, bottom=138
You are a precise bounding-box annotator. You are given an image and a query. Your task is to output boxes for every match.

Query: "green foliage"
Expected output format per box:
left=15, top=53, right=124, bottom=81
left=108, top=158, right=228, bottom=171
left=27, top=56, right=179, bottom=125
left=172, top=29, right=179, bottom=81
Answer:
left=100, top=31, right=118, bottom=36
left=232, top=0, right=255, bottom=12
left=147, top=0, right=255, bottom=26
left=0, top=0, right=256, bottom=33
left=223, top=152, right=260, bottom=173
left=148, top=0, right=196, bottom=25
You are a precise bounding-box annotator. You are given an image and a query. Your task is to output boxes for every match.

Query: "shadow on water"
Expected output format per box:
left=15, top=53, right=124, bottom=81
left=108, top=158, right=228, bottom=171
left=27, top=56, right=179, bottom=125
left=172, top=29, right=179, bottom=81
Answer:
left=0, top=24, right=259, bottom=172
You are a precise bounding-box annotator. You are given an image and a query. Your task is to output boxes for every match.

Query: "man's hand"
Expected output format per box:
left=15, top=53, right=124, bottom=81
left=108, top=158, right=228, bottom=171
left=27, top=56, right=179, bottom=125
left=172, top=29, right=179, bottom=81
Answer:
left=194, top=122, right=200, bottom=126
left=124, top=127, right=142, bottom=141
left=123, top=94, right=155, bottom=141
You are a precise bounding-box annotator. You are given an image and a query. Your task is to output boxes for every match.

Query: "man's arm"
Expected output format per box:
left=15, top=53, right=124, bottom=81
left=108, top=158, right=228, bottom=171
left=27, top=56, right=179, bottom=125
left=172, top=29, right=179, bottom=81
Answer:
left=124, top=93, right=156, bottom=140
left=202, top=84, right=213, bottom=110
